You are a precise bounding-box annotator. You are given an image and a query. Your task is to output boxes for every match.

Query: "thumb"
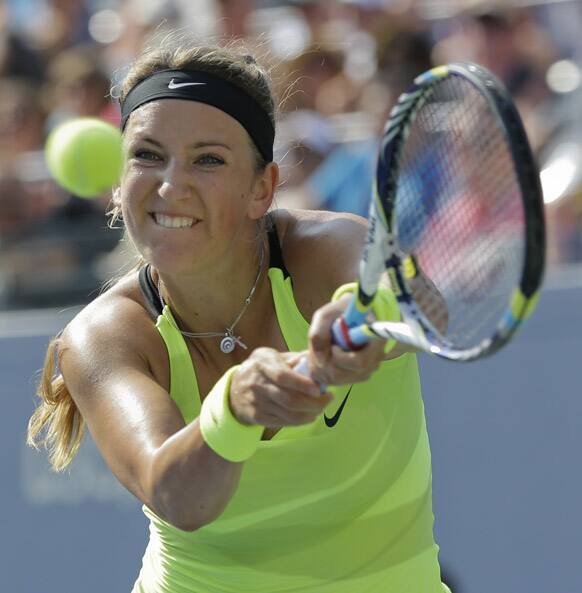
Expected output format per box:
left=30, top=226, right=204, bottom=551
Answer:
left=281, top=350, right=306, bottom=368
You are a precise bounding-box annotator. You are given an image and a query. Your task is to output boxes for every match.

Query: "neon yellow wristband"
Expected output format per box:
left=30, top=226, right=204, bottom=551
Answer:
left=199, top=365, right=263, bottom=462
left=331, top=282, right=399, bottom=354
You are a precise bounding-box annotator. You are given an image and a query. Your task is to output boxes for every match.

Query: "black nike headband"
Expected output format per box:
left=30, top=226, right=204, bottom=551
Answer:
left=120, top=69, right=275, bottom=162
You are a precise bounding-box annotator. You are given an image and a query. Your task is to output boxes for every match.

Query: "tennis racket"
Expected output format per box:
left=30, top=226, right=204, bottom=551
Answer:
left=327, top=62, right=545, bottom=362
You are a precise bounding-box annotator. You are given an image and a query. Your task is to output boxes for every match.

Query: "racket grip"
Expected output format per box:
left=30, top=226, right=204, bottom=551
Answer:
left=293, top=355, right=310, bottom=377
left=293, top=295, right=370, bottom=383
left=331, top=297, right=371, bottom=351
left=293, top=355, right=328, bottom=392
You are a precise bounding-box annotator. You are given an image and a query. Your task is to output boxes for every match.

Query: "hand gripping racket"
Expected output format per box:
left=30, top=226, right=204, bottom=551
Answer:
left=327, top=62, right=545, bottom=362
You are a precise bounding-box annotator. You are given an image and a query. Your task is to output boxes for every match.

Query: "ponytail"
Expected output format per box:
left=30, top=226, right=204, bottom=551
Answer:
left=27, top=337, right=84, bottom=472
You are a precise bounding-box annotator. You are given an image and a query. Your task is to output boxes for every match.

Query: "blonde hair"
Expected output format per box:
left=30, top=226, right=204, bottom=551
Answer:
left=27, top=37, right=278, bottom=472
left=27, top=337, right=84, bottom=471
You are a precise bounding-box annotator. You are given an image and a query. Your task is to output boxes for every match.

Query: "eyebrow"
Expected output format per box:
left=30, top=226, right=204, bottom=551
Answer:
left=136, top=136, right=233, bottom=151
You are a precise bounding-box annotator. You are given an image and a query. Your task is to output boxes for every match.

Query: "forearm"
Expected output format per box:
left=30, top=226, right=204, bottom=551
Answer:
left=147, top=419, right=245, bottom=531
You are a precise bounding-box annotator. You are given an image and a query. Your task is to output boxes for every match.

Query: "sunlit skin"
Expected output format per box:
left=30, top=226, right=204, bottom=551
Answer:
left=116, top=99, right=278, bottom=337
left=57, top=95, right=400, bottom=533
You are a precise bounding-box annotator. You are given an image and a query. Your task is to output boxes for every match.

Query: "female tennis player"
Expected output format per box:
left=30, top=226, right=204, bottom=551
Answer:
left=28, top=39, right=450, bottom=593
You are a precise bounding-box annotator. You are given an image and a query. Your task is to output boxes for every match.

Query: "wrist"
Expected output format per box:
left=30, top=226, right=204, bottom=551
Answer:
left=199, top=366, right=264, bottom=462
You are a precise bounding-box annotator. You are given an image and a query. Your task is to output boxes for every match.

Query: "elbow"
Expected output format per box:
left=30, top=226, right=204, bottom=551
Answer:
left=155, top=495, right=220, bottom=533
left=162, top=512, right=207, bottom=533
left=145, top=454, right=228, bottom=532
left=147, top=475, right=215, bottom=533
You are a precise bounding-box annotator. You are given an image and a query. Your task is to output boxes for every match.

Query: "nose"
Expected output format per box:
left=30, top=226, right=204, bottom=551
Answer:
left=158, top=160, right=192, bottom=201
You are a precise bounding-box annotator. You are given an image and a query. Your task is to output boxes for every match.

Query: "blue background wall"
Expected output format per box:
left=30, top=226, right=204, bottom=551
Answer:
left=2, top=274, right=579, bottom=593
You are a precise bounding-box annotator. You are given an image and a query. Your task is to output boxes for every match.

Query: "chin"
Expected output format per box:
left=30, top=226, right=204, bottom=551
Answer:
left=145, top=245, right=211, bottom=276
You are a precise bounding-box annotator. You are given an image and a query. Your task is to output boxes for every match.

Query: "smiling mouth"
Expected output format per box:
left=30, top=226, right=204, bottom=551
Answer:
left=152, top=213, right=199, bottom=228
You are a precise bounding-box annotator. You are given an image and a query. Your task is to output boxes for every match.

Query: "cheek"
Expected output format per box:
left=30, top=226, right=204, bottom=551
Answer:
left=120, top=168, right=148, bottom=208
left=119, top=191, right=139, bottom=240
left=207, top=173, right=250, bottom=216
left=118, top=175, right=147, bottom=234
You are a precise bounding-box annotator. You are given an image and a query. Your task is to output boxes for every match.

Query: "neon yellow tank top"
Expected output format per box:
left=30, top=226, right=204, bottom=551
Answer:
left=132, top=264, right=445, bottom=593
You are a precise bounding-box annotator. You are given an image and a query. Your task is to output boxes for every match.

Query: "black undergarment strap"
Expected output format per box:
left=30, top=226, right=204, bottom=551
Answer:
left=139, top=264, right=163, bottom=318
left=138, top=223, right=289, bottom=318
left=267, top=222, right=290, bottom=279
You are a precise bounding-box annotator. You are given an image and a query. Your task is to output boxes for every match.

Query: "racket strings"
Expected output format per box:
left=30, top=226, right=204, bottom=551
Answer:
left=395, top=75, right=525, bottom=349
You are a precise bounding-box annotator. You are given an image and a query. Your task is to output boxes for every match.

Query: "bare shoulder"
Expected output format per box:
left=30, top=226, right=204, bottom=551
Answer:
left=56, top=273, right=184, bottom=508
left=59, top=272, right=168, bottom=393
left=272, top=208, right=367, bottom=316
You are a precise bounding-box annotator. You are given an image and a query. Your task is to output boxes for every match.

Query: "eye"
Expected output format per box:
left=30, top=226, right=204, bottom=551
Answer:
left=134, top=149, right=162, bottom=162
left=196, top=154, right=225, bottom=166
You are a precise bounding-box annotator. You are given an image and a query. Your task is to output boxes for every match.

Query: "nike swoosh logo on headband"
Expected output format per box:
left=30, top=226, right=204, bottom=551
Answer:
left=168, top=79, right=207, bottom=89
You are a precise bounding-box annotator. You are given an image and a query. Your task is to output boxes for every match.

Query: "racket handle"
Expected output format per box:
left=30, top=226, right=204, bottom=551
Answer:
left=331, top=297, right=371, bottom=351
left=293, top=294, right=371, bottom=384
left=293, top=355, right=310, bottom=377
left=293, top=355, right=328, bottom=392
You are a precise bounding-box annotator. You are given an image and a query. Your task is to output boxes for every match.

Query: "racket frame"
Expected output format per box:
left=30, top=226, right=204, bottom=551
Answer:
left=335, top=62, right=545, bottom=361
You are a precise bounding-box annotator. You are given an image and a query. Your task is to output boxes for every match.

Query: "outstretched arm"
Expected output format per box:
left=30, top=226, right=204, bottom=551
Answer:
left=59, top=295, right=331, bottom=532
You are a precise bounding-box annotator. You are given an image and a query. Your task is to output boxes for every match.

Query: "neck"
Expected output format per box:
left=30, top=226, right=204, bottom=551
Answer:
left=155, top=238, right=268, bottom=348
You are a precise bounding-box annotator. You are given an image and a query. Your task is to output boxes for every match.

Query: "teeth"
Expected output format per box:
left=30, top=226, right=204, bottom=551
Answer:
left=154, top=214, right=196, bottom=228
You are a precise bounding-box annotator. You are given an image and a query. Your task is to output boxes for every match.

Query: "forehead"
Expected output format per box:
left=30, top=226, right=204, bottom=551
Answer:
left=125, top=99, right=249, bottom=145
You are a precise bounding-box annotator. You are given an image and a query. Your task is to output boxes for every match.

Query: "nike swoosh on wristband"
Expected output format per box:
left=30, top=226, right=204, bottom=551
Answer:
left=323, top=385, right=353, bottom=428
left=168, top=79, right=207, bottom=89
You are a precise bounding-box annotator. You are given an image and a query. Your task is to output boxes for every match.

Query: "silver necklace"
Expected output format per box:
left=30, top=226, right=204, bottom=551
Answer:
left=157, top=244, right=265, bottom=354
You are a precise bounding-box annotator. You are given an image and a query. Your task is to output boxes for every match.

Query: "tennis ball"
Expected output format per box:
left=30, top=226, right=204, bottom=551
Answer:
left=45, top=117, right=123, bottom=198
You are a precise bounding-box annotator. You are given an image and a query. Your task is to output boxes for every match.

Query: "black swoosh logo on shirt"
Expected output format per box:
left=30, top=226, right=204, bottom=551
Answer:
left=323, top=385, right=353, bottom=428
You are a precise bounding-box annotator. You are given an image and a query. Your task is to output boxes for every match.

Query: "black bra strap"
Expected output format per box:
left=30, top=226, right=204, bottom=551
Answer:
left=138, top=264, right=163, bottom=318
left=267, top=220, right=290, bottom=279
left=138, top=219, right=290, bottom=318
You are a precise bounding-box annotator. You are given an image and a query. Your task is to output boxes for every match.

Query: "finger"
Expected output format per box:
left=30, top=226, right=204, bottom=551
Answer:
left=308, top=299, right=347, bottom=359
left=266, top=386, right=334, bottom=414
left=312, top=343, right=383, bottom=386
left=280, top=350, right=307, bottom=368
left=329, top=341, right=383, bottom=372
left=253, top=387, right=333, bottom=426
left=329, top=347, right=363, bottom=372
left=259, top=357, right=321, bottom=398
left=308, top=294, right=356, bottom=370
left=313, top=363, right=370, bottom=387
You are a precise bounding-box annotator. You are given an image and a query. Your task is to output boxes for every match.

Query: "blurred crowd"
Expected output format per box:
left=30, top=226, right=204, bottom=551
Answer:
left=0, top=0, right=581, bottom=310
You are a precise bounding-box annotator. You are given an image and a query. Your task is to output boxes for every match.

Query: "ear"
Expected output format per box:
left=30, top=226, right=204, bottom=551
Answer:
left=247, top=162, right=279, bottom=220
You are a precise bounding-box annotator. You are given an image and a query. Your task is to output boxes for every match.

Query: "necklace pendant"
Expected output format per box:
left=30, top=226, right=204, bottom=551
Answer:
left=220, top=335, right=236, bottom=353
left=219, top=334, right=248, bottom=353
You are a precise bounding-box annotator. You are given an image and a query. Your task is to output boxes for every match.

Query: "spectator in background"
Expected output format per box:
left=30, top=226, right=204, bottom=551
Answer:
left=297, top=24, right=434, bottom=217
left=375, top=26, right=433, bottom=104
left=0, top=0, right=578, bottom=307
left=44, top=43, right=119, bottom=127
left=98, top=0, right=186, bottom=79
left=282, top=45, right=346, bottom=114
left=432, top=6, right=555, bottom=152
left=0, top=77, right=55, bottom=249
left=215, top=0, right=254, bottom=39
left=274, top=45, right=347, bottom=202
left=24, top=0, right=92, bottom=61
left=0, top=44, right=122, bottom=308
left=0, top=171, right=45, bottom=239
left=0, top=174, right=123, bottom=308
left=287, top=0, right=340, bottom=43
left=0, top=1, right=45, bottom=81
left=0, top=78, right=47, bottom=166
